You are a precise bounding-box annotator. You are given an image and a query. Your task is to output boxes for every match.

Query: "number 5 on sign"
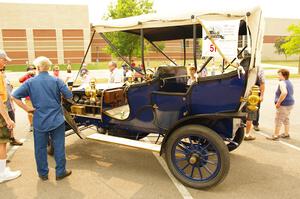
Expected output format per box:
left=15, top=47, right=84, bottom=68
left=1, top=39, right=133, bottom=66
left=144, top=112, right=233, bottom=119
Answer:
left=210, top=44, right=217, bottom=52
left=202, top=40, right=220, bottom=58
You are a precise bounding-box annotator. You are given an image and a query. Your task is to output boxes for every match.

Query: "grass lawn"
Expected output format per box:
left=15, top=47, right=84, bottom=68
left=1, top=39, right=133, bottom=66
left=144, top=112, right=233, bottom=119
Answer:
left=6, top=63, right=109, bottom=72
left=10, top=77, right=108, bottom=88
left=262, top=60, right=299, bottom=67
left=5, top=60, right=170, bottom=72
left=5, top=59, right=219, bottom=72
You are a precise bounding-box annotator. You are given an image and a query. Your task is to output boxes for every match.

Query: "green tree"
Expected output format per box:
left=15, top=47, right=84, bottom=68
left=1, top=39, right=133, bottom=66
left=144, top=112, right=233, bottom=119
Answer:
left=281, top=23, right=300, bottom=74
left=274, top=37, right=287, bottom=60
left=104, top=0, right=154, bottom=62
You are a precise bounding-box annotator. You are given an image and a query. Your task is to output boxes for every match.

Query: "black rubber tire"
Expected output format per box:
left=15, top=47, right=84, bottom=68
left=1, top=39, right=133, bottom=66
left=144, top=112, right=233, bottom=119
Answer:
left=165, top=125, right=230, bottom=189
left=108, top=129, right=149, bottom=140
left=227, top=128, right=245, bottom=152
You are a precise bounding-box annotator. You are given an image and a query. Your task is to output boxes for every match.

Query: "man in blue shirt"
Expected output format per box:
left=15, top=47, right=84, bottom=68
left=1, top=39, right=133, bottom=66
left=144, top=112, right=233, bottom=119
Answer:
left=12, top=56, right=73, bottom=181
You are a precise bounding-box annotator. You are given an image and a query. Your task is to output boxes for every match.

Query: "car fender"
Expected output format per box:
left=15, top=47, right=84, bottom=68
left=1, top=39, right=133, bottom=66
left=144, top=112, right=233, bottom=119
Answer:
left=160, top=112, right=246, bottom=155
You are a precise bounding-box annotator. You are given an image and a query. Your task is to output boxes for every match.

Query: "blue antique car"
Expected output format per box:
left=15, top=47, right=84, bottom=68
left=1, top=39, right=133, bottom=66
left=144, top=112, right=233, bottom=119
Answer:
left=62, top=6, right=264, bottom=189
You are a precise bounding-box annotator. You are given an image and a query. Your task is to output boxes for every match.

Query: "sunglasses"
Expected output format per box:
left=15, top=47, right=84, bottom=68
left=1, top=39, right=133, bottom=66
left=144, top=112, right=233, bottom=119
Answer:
left=0, top=67, right=6, bottom=72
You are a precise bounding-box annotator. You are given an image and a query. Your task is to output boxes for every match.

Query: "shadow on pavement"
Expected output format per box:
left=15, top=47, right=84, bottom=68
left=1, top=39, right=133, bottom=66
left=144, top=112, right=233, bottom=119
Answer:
left=188, top=146, right=300, bottom=199
left=54, top=138, right=182, bottom=199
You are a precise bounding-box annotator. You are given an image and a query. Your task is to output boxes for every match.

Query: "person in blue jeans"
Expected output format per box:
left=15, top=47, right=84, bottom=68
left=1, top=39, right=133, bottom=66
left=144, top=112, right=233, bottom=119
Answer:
left=12, top=56, right=73, bottom=181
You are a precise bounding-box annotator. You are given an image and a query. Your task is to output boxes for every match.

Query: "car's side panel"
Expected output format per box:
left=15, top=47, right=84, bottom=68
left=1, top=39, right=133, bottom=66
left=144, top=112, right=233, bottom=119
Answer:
left=190, top=73, right=246, bottom=114
left=101, top=80, right=161, bottom=133
left=151, top=92, right=188, bottom=130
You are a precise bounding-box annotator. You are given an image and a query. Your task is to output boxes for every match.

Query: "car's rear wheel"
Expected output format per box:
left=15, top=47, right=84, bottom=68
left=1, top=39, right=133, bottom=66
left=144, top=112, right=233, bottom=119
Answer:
left=165, top=125, right=230, bottom=189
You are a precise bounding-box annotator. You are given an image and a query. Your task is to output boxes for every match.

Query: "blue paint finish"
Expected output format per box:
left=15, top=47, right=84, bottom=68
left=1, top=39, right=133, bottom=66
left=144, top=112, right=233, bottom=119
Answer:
left=127, top=80, right=160, bottom=119
left=151, top=93, right=188, bottom=129
left=190, top=75, right=245, bottom=114
left=101, top=80, right=161, bottom=133
left=71, top=71, right=245, bottom=139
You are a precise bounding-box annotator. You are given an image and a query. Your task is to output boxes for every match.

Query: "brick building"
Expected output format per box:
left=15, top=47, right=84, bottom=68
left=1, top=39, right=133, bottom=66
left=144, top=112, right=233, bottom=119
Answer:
left=0, top=3, right=91, bottom=65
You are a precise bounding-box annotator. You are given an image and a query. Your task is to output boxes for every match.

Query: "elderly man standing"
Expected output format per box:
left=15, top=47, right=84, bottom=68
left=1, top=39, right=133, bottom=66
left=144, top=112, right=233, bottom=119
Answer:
left=12, top=56, right=73, bottom=181
left=0, top=50, right=21, bottom=183
left=108, top=61, right=124, bottom=83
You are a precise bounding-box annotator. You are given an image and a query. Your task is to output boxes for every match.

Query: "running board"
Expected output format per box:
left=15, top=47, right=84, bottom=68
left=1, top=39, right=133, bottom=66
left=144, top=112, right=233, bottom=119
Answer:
left=87, top=133, right=161, bottom=153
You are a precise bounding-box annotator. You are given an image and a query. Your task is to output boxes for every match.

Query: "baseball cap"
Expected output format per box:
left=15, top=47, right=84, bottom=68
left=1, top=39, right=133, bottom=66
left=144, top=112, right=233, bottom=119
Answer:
left=0, top=50, right=12, bottom=62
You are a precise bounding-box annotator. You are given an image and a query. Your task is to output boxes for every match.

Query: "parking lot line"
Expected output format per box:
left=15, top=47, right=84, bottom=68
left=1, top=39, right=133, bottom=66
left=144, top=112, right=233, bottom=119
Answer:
left=145, top=138, right=194, bottom=199
left=151, top=153, right=194, bottom=199
left=257, top=131, right=300, bottom=152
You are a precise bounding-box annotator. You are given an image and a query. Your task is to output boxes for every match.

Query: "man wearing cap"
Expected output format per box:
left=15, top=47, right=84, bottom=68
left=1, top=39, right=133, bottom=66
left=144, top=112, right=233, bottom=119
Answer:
left=0, top=49, right=21, bottom=183
left=12, top=56, right=73, bottom=181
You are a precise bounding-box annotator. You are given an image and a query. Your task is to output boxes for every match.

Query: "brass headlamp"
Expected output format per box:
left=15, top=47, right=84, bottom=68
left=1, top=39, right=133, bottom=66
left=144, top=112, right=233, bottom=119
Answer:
left=85, top=78, right=97, bottom=104
left=241, top=85, right=260, bottom=111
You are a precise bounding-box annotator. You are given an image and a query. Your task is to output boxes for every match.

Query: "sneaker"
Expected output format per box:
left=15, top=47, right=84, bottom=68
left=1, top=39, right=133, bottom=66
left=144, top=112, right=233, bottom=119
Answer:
left=10, top=137, right=23, bottom=146
left=253, top=125, right=260, bottom=131
left=56, top=170, right=72, bottom=181
left=279, top=134, right=290, bottom=139
left=0, top=169, right=22, bottom=183
left=244, top=135, right=256, bottom=141
left=266, top=135, right=279, bottom=141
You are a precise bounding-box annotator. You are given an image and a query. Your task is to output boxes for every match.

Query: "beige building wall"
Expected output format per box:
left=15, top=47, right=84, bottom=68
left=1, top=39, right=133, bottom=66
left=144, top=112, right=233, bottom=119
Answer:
left=0, top=29, right=3, bottom=50
left=0, top=3, right=90, bottom=65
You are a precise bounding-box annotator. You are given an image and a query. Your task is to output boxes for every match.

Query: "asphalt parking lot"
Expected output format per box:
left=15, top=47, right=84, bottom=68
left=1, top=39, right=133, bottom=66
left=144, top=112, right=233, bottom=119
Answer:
left=0, top=79, right=299, bottom=199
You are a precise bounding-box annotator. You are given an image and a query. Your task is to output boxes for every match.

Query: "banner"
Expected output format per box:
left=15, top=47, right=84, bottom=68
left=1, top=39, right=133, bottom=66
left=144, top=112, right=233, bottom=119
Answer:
left=202, top=20, right=240, bottom=59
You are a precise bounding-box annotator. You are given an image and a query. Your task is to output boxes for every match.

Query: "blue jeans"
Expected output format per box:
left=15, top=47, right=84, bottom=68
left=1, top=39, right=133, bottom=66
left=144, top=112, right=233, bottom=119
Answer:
left=33, top=123, right=66, bottom=177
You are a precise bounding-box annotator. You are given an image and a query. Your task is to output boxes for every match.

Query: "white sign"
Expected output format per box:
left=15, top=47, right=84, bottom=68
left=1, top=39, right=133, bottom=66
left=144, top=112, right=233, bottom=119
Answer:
left=202, top=20, right=240, bottom=59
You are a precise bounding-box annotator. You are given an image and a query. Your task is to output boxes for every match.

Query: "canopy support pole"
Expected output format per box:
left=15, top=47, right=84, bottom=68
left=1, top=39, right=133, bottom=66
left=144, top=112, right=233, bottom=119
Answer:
left=140, top=29, right=146, bottom=75
left=193, top=24, right=197, bottom=70
left=183, top=39, right=186, bottom=66
left=198, top=57, right=213, bottom=73
left=74, top=30, right=96, bottom=83
left=224, top=45, right=248, bottom=70
left=149, top=41, right=177, bottom=66
left=99, top=33, right=144, bottom=75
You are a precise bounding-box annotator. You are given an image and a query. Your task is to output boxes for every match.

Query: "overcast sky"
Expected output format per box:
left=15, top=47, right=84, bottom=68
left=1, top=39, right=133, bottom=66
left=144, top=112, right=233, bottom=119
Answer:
left=0, top=0, right=299, bottom=23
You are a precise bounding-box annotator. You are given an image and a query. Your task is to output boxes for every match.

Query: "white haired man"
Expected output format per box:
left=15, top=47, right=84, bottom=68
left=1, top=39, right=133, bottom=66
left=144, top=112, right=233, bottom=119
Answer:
left=12, top=56, right=73, bottom=181
left=0, top=49, right=21, bottom=183
left=108, top=61, right=124, bottom=83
